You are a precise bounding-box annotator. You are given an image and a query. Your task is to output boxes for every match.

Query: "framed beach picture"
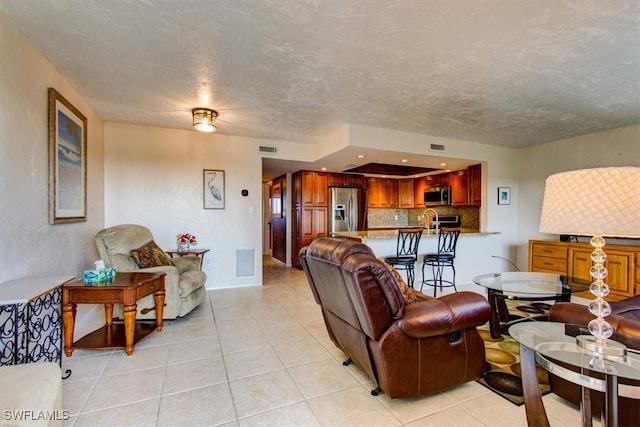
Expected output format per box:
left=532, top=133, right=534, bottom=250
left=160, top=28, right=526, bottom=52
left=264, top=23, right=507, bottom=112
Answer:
left=48, top=88, right=87, bottom=224
left=204, top=169, right=225, bottom=209
left=497, top=187, right=511, bottom=205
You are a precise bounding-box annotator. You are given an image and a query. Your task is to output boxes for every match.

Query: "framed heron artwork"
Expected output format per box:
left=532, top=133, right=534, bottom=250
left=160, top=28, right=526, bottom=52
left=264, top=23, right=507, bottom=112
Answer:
left=204, top=169, right=225, bottom=209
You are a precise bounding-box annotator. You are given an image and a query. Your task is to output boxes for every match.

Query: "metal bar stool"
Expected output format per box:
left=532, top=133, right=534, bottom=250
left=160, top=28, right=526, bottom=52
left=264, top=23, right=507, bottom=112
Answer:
left=383, top=229, right=422, bottom=288
left=421, top=228, right=461, bottom=296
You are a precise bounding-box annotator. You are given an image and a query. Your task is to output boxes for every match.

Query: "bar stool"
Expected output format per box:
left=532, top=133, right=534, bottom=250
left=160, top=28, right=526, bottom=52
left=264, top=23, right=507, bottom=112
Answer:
left=421, top=228, right=461, bottom=296
left=383, top=229, right=422, bottom=288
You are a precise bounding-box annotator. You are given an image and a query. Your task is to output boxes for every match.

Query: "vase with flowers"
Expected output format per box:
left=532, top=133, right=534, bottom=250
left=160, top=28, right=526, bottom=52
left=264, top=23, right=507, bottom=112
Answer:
left=177, top=233, right=197, bottom=252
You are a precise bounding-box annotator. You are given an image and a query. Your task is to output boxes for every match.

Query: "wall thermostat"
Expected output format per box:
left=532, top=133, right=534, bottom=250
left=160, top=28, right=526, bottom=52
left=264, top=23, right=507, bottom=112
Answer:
left=241, top=189, right=249, bottom=197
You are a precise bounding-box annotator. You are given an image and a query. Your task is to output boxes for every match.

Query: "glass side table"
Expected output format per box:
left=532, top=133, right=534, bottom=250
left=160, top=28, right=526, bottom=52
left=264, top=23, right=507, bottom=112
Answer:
left=509, top=322, right=640, bottom=427
left=473, top=272, right=588, bottom=339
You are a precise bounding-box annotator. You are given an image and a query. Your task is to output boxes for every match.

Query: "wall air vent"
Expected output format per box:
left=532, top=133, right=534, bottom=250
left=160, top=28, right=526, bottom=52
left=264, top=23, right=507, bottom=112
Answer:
left=258, top=145, right=277, bottom=153
left=429, top=143, right=446, bottom=152
left=235, top=248, right=255, bottom=277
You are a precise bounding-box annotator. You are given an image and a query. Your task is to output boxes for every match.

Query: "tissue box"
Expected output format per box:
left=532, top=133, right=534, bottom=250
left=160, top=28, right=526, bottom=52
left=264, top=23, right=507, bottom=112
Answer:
left=83, top=266, right=116, bottom=284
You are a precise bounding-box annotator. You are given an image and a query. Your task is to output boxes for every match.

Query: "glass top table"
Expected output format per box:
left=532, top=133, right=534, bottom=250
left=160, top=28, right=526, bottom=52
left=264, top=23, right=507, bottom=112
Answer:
left=510, top=322, right=640, bottom=427
left=473, top=271, right=589, bottom=339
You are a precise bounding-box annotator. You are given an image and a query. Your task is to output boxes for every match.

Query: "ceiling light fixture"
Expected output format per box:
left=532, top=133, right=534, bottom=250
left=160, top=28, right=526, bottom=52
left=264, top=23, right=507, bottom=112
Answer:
left=192, top=108, right=218, bottom=133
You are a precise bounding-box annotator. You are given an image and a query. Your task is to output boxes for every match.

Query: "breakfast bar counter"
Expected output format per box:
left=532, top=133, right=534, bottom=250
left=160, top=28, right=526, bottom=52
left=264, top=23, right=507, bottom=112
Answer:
left=332, top=228, right=494, bottom=240
left=331, top=229, right=501, bottom=288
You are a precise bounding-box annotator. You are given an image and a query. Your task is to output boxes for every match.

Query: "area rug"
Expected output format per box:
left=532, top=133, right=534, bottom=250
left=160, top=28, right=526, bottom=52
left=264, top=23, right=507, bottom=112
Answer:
left=476, top=300, right=552, bottom=406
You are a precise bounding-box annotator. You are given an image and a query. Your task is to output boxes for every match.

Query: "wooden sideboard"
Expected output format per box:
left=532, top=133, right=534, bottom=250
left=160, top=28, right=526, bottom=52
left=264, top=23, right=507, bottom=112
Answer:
left=528, top=239, right=640, bottom=301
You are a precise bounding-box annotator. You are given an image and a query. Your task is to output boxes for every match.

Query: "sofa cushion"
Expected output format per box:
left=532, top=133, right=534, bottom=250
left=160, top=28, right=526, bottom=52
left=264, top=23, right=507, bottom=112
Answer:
left=130, top=240, right=174, bottom=268
left=383, top=262, right=420, bottom=305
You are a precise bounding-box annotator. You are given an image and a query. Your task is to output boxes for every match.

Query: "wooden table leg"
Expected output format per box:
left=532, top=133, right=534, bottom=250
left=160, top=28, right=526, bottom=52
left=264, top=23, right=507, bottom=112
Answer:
left=487, top=289, right=502, bottom=339
left=62, top=301, right=76, bottom=357
left=519, top=344, right=550, bottom=427
left=104, top=303, right=113, bottom=326
left=154, top=289, right=165, bottom=332
left=122, top=303, right=137, bottom=356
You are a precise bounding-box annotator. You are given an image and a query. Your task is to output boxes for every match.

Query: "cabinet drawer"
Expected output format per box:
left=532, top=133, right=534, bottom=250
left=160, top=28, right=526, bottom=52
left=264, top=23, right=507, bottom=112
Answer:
left=532, top=244, right=567, bottom=259
left=532, top=256, right=567, bottom=273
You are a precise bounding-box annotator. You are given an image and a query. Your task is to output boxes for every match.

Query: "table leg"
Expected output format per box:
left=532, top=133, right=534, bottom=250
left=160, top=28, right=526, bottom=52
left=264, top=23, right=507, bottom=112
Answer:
left=154, top=289, right=165, bottom=332
left=487, top=289, right=502, bottom=339
left=519, top=344, right=550, bottom=427
left=580, top=386, right=593, bottom=427
left=62, top=302, right=76, bottom=357
left=604, top=375, right=618, bottom=427
left=104, top=303, right=113, bottom=326
left=122, top=303, right=137, bottom=356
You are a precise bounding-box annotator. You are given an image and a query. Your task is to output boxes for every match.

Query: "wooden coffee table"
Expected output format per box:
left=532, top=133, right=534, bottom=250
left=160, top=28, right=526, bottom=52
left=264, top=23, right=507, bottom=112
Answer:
left=62, top=272, right=165, bottom=356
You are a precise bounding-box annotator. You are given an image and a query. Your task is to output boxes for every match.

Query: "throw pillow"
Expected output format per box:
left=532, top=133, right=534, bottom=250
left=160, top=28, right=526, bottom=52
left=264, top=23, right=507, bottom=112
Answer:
left=130, top=240, right=174, bottom=268
left=383, top=262, right=420, bottom=305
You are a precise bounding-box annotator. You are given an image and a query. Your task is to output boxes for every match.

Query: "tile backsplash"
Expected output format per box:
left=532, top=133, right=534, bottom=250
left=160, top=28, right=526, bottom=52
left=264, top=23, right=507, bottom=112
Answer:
left=368, top=207, right=480, bottom=230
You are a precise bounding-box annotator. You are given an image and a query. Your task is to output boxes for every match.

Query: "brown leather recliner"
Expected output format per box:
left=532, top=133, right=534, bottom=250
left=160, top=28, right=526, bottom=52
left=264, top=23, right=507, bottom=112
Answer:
left=299, top=237, right=491, bottom=399
left=548, top=296, right=640, bottom=426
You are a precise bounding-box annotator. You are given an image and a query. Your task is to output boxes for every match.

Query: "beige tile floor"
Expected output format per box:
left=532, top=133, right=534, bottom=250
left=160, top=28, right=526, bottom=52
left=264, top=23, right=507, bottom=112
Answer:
left=62, top=257, right=590, bottom=426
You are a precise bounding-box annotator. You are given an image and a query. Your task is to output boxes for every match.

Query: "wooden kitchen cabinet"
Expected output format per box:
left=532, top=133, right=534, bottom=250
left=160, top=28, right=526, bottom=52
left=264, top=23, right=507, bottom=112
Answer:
left=424, top=175, right=441, bottom=188
left=450, top=170, right=469, bottom=206
left=299, top=207, right=327, bottom=246
left=381, top=179, right=398, bottom=208
left=397, top=179, right=414, bottom=208
left=292, top=171, right=329, bottom=268
left=529, top=240, right=639, bottom=300
left=344, top=174, right=364, bottom=188
left=299, top=171, right=328, bottom=207
left=413, top=177, right=427, bottom=208
left=327, top=173, right=364, bottom=188
left=468, top=164, right=481, bottom=206
left=366, top=177, right=397, bottom=208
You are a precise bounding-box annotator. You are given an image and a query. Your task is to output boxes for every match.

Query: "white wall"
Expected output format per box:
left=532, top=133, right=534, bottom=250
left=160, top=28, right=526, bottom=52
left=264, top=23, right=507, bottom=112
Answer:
left=104, top=123, right=295, bottom=288
left=0, top=12, right=105, bottom=284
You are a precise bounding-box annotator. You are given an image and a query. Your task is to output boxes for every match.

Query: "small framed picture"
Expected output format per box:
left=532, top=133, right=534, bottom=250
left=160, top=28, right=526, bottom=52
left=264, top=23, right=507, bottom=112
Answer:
left=497, top=187, right=511, bottom=205
left=204, top=169, right=225, bottom=209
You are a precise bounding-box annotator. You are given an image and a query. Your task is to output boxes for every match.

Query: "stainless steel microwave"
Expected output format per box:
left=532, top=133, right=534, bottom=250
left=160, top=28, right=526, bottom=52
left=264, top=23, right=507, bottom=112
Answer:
left=424, top=186, right=451, bottom=206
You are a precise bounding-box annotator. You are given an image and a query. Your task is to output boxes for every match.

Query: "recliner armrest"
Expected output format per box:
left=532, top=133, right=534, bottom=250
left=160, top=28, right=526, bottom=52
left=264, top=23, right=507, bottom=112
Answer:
left=397, top=291, right=490, bottom=339
left=550, top=302, right=640, bottom=350
left=171, top=256, right=201, bottom=273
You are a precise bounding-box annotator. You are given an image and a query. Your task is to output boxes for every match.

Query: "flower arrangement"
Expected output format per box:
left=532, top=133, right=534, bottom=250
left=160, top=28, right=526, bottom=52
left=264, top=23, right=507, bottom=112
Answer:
left=177, top=233, right=197, bottom=247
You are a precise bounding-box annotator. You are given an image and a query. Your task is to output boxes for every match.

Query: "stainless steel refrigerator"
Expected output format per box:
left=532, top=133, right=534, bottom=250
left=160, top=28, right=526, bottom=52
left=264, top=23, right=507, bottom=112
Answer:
left=328, top=187, right=367, bottom=235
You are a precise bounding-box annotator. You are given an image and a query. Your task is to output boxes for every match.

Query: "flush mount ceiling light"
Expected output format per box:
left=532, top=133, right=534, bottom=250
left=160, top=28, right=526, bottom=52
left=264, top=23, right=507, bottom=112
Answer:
left=192, top=108, right=218, bottom=133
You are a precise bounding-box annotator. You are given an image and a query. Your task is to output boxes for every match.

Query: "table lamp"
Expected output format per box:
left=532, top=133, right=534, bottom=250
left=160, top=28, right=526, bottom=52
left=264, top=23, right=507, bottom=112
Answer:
left=539, top=167, right=640, bottom=360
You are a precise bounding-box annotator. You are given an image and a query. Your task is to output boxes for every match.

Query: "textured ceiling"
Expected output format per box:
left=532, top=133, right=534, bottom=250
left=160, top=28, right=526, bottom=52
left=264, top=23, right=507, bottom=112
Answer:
left=2, top=0, right=639, bottom=150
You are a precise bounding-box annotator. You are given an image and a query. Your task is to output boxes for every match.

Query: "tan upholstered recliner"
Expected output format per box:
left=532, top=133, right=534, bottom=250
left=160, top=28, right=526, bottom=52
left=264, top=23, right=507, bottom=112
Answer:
left=95, top=224, right=207, bottom=320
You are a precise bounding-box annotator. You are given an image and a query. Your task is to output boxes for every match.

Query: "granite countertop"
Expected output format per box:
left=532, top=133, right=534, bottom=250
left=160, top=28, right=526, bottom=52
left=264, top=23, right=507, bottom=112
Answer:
left=332, top=229, right=498, bottom=240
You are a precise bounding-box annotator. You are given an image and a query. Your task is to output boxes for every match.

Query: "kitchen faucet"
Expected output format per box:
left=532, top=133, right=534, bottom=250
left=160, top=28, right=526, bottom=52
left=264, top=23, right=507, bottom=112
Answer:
left=421, top=208, right=439, bottom=233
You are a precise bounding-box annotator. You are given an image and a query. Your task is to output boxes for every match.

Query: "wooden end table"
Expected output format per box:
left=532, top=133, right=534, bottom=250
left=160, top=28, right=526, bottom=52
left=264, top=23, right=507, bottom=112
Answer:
left=166, top=248, right=210, bottom=270
left=62, top=272, right=165, bottom=356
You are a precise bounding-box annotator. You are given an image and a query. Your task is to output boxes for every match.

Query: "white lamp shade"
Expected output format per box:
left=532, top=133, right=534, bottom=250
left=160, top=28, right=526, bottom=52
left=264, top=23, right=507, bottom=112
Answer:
left=539, top=167, right=640, bottom=238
